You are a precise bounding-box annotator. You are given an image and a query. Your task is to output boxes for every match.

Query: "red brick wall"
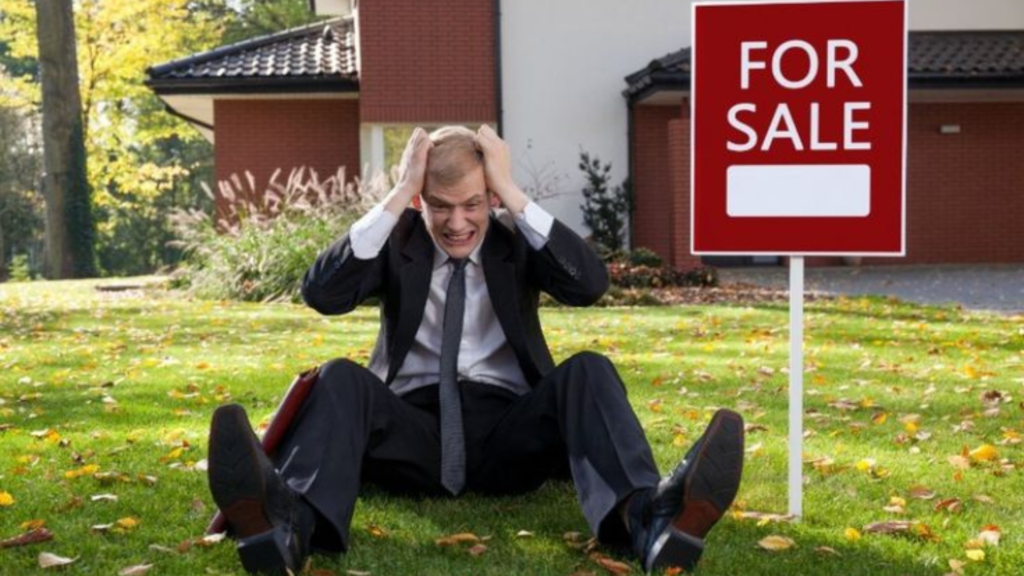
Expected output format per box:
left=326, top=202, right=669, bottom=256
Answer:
left=214, top=99, right=360, bottom=217
left=357, top=0, right=497, bottom=123
left=631, top=105, right=681, bottom=262
left=667, top=114, right=702, bottom=270
left=862, top=102, right=1024, bottom=265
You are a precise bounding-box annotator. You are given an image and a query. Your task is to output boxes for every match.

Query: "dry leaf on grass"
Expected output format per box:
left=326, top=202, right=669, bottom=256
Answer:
left=757, top=535, right=796, bottom=551
left=589, top=552, right=632, bottom=574
left=119, top=564, right=153, bottom=575
left=908, top=485, right=937, bottom=500
left=434, top=532, right=480, bottom=546
left=1, top=528, right=54, bottom=549
left=467, top=543, right=488, bottom=556
left=38, top=552, right=78, bottom=569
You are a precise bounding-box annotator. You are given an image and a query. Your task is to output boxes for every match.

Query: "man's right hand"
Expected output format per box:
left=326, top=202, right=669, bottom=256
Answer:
left=385, top=127, right=432, bottom=216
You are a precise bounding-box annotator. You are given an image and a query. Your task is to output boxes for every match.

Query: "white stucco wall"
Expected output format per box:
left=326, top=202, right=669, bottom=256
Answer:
left=500, top=0, right=692, bottom=234
left=500, top=0, right=1024, bottom=237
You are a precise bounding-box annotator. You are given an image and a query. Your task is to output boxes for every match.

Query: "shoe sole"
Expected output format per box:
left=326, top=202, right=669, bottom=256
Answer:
left=209, top=404, right=295, bottom=575
left=646, top=409, right=745, bottom=573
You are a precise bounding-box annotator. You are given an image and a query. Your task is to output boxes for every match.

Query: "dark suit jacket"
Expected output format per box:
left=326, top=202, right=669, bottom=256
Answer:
left=301, top=208, right=609, bottom=387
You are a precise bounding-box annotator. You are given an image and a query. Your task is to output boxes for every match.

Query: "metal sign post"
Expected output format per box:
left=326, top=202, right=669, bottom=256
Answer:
left=788, top=256, right=804, bottom=517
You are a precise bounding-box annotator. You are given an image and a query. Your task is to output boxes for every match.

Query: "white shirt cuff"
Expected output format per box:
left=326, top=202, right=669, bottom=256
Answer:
left=513, top=201, right=554, bottom=250
left=349, top=203, right=399, bottom=259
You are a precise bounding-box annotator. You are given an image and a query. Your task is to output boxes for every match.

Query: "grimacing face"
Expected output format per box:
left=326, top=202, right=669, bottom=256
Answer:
left=420, top=166, right=496, bottom=259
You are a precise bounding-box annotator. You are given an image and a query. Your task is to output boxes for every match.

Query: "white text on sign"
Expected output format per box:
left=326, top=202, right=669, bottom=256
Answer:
left=727, top=39, right=871, bottom=153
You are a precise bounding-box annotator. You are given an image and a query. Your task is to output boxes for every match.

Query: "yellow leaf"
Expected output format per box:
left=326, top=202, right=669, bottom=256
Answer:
left=965, top=549, right=986, bottom=562
left=757, top=535, right=796, bottom=551
left=969, top=444, right=998, bottom=462
left=64, top=464, right=100, bottom=479
left=855, top=458, right=876, bottom=472
left=0, top=491, right=15, bottom=507
left=20, top=519, right=45, bottom=530
left=844, top=528, right=862, bottom=542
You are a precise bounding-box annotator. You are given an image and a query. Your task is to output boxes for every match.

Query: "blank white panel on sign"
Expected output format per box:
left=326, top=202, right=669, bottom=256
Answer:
left=726, top=164, right=871, bottom=217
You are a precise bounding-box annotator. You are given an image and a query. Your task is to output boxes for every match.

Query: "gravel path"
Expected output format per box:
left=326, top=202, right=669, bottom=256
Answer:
left=718, top=264, right=1024, bottom=314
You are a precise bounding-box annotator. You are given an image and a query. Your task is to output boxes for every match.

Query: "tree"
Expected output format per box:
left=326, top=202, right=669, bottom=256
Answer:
left=34, top=0, right=95, bottom=278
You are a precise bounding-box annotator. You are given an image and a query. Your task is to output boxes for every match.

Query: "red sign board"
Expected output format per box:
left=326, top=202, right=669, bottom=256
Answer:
left=691, top=0, right=906, bottom=255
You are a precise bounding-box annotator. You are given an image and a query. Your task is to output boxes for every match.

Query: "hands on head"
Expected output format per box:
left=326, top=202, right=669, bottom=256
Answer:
left=385, top=125, right=528, bottom=217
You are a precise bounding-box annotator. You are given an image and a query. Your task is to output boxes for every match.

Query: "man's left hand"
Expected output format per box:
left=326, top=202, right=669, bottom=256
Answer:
left=475, top=125, right=529, bottom=214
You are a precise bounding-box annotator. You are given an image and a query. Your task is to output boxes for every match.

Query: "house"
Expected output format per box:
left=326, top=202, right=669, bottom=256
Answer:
left=146, top=0, right=1024, bottom=266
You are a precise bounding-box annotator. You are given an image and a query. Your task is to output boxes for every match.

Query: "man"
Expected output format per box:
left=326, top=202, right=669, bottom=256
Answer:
left=207, top=126, right=744, bottom=575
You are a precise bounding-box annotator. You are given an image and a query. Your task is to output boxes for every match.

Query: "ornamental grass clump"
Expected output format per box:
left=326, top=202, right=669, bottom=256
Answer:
left=169, top=166, right=385, bottom=302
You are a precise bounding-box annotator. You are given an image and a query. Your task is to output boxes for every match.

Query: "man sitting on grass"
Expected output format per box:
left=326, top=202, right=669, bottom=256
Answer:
left=206, top=125, right=745, bottom=574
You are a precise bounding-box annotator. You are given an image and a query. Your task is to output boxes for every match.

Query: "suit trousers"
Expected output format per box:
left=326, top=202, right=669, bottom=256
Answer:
left=272, top=351, right=661, bottom=552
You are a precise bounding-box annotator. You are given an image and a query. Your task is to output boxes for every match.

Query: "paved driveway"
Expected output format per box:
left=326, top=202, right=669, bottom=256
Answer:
left=718, top=264, right=1024, bottom=314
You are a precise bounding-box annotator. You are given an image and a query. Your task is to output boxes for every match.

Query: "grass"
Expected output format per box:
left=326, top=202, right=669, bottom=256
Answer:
left=0, top=277, right=1021, bottom=576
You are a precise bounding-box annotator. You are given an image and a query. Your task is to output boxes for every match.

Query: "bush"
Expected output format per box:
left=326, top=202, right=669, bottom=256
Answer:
left=8, top=253, right=34, bottom=282
left=607, top=261, right=718, bottom=289
left=169, top=167, right=384, bottom=302
left=578, top=151, right=631, bottom=252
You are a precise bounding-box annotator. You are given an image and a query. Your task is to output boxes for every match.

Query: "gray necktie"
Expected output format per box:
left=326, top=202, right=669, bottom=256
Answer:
left=439, top=258, right=468, bottom=495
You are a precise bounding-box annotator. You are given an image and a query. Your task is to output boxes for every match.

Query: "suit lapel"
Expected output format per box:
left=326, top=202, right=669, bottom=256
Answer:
left=482, top=222, right=533, bottom=378
left=386, top=221, right=434, bottom=384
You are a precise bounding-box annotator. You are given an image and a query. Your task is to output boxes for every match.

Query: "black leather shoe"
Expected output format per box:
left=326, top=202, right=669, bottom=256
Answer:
left=208, top=404, right=313, bottom=575
left=630, top=409, right=744, bottom=573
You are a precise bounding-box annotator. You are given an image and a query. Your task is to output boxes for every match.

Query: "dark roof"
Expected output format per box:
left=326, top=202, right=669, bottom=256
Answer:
left=625, top=30, right=1024, bottom=102
left=146, top=18, right=358, bottom=94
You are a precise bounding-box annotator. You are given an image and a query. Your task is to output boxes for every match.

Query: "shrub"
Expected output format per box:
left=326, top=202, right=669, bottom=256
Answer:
left=578, top=151, right=631, bottom=252
left=8, top=253, right=34, bottom=282
left=169, top=167, right=384, bottom=302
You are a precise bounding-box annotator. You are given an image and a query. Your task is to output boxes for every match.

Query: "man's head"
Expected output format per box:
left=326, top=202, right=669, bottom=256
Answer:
left=418, top=126, right=498, bottom=259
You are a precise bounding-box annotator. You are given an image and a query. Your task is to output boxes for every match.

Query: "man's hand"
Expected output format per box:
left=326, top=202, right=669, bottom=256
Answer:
left=475, top=125, right=529, bottom=215
left=384, top=127, right=432, bottom=216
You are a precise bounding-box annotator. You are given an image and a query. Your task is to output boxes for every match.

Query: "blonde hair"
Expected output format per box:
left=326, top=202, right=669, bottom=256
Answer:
left=426, top=126, right=484, bottom=188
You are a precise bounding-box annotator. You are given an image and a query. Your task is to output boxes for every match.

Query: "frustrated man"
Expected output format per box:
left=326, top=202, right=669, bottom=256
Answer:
left=206, top=125, right=745, bottom=574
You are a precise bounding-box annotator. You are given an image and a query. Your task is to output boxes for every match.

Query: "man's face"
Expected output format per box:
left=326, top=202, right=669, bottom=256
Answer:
left=420, top=166, right=492, bottom=259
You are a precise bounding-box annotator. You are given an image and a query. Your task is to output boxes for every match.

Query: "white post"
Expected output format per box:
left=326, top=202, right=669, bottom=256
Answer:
left=788, top=256, right=804, bottom=518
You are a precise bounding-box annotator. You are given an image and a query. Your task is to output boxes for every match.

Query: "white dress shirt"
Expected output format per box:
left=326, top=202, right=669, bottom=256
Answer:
left=347, top=202, right=555, bottom=396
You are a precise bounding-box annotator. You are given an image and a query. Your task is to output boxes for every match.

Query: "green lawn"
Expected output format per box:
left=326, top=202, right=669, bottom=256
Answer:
left=0, top=278, right=1021, bottom=576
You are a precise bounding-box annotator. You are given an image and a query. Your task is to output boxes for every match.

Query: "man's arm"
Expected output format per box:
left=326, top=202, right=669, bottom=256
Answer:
left=301, top=128, right=433, bottom=315
left=475, top=126, right=609, bottom=306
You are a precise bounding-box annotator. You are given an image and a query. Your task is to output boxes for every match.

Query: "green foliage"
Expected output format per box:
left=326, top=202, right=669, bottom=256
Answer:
left=7, top=253, right=32, bottom=281
left=578, top=151, right=631, bottom=252
left=170, top=168, right=382, bottom=302
left=0, top=0, right=222, bottom=276
left=0, top=104, right=43, bottom=274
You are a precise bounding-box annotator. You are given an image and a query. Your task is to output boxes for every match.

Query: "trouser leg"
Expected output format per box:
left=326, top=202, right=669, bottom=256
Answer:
left=272, top=358, right=441, bottom=552
left=471, top=351, right=660, bottom=545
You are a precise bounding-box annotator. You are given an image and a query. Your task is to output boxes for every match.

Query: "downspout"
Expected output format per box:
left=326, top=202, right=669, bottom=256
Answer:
left=493, top=0, right=504, bottom=136
left=626, top=99, right=635, bottom=251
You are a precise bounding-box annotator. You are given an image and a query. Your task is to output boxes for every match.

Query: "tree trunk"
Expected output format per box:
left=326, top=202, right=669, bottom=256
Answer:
left=35, top=0, right=96, bottom=279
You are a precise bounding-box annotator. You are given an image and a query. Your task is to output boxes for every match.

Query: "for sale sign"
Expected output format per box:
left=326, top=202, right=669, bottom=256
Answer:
left=691, top=0, right=906, bottom=255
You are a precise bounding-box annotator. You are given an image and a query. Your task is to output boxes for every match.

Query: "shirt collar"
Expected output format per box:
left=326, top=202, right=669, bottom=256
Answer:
left=430, top=237, right=483, bottom=270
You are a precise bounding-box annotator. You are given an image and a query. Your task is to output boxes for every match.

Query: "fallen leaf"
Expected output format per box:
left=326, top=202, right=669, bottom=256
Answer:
left=590, top=552, right=632, bottom=574
left=0, top=491, right=14, bottom=507
left=0, top=528, right=54, bottom=548
left=965, top=549, right=985, bottom=562
left=20, top=519, right=46, bottom=531
left=948, top=455, right=971, bottom=470
left=978, top=525, right=1001, bottom=547
left=344, top=571, right=370, bottom=576
left=969, top=444, right=998, bottom=462
left=908, top=485, right=937, bottom=500
left=515, top=530, right=535, bottom=538
left=815, top=546, right=841, bottom=556
left=435, top=532, right=480, bottom=546
left=934, top=498, right=963, bottom=514
left=38, top=552, right=78, bottom=568
left=119, top=564, right=153, bottom=576
left=64, top=464, right=99, bottom=479
left=91, top=494, right=118, bottom=503
left=366, top=525, right=387, bottom=539
left=845, top=528, right=862, bottom=542
left=467, top=543, right=488, bottom=556
left=757, top=535, right=796, bottom=551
